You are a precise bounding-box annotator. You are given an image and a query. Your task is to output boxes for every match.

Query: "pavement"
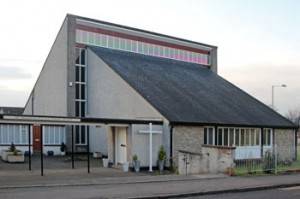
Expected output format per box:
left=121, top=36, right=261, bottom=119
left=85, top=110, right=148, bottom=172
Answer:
left=1, top=171, right=300, bottom=198
left=0, top=168, right=224, bottom=189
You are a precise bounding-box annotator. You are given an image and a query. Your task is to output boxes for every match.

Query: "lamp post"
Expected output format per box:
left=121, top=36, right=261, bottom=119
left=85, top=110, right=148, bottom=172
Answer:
left=271, top=84, right=287, bottom=109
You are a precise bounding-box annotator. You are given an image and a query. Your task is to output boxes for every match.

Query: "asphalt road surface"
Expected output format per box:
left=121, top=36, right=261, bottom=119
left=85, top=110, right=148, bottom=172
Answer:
left=183, top=186, right=300, bottom=199
left=1, top=174, right=300, bottom=199
left=1, top=185, right=300, bottom=199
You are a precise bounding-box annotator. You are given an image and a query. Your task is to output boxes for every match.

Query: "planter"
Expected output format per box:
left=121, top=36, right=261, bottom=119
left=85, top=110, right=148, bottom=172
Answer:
left=133, top=160, right=140, bottom=172
left=7, top=154, right=25, bottom=163
left=103, top=158, right=109, bottom=168
left=1, top=150, right=23, bottom=162
left=158, top=160, right=165, bottom=173
left=1, top=150, right=11, bottom=161
left=1, top=150, right=25, bottom=163
left=122, top=162, right=129, bottom=172
left=93, top=152, right=102, bottom=159
left=47, top=151, right=54, bottom=156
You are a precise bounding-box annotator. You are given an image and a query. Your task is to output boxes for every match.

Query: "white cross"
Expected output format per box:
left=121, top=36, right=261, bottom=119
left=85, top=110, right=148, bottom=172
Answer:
left=139, top=123, right=162, bottom=172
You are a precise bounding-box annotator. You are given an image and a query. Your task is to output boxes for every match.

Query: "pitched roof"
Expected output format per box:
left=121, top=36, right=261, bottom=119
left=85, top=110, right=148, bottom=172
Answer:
left=90, top=46, right=295, bottom=128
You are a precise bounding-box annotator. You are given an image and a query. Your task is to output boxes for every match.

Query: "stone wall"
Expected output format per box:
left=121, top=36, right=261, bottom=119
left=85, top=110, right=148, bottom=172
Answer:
left=173, top=126, right=204, bottom=168
left=178, top=151, right=202, bottom=174
left=173, top=126, right=235, bottom=174
left=177, top=146, right=235, bottom=175
left=275, top=129, right=295, bottom=161
left=201, top=146, right=235, bottom=173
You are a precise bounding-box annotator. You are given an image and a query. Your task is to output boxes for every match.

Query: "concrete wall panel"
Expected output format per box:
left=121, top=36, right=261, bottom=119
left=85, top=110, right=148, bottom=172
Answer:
left=23, top=18, right=69, bottom=116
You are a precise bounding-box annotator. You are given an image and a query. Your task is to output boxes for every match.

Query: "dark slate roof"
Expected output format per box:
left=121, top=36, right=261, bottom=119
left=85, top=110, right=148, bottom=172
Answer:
left=89, top=46, right=295, bottom=128
left=0, top=107, right=24, bottom=115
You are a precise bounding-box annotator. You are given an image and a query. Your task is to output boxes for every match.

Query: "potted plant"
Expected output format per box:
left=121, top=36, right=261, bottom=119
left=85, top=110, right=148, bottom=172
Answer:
left=102, top=155, right=109, bottom=168
left=132, top=154, right=140, bottom=172
left=60, top=142, right=66, bottom=156
left=122, top=162, right=129, bottom=172
left=158, top=145, right=166, bottom=173
left=1, top=142, right=24, bottom=163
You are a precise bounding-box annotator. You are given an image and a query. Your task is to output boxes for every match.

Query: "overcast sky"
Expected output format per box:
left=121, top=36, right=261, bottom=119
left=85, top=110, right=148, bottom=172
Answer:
left=0, top=0, right=299, bottom=115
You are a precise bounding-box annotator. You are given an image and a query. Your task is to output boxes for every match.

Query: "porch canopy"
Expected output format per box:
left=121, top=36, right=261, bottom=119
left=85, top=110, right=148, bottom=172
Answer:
left=0, top=114, right=163, bottom=176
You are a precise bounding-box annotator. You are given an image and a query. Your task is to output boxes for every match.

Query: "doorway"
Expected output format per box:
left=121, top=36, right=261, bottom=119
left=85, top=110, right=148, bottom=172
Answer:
left=114, top=127, right=127, bottom=164
left=33, top=125, right=41, bottom=152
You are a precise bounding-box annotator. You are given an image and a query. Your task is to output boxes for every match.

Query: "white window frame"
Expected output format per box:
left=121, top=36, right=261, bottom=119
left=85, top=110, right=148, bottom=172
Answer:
left=214, top=127, right=262, bottom=147
left=204, top=126, right=215, bottom=145
left=75, top=126, right=87, bottom=145
left=43, top=126, right=66, bottom=145
left=0, top=124, right=30, bottom=145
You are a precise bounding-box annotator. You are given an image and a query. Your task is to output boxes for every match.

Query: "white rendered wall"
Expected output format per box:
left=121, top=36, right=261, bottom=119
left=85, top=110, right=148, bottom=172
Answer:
left=23, top=18, right=69, bottom=116
left=86, top=49, right=168, bottom=162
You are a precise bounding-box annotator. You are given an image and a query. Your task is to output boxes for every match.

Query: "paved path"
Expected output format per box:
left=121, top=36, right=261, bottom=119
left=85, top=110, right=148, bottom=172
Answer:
left=0, top=168, right=223, bottom=188
left=0, top=173, right=300, bottom=198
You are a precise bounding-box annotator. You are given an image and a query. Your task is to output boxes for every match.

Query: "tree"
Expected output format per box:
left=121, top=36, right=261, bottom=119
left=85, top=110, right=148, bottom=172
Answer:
left=285, top=108, right=300, bottom=126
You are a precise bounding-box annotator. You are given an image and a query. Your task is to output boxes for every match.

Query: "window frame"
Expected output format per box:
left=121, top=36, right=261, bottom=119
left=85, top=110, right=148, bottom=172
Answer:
left=204, top=126, right=215, bottom=145
left=75, top=29, right=210, bottom=65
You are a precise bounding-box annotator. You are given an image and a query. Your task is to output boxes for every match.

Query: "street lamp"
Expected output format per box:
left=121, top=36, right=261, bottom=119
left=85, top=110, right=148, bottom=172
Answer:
left=271, top=84, right=287, bottom=109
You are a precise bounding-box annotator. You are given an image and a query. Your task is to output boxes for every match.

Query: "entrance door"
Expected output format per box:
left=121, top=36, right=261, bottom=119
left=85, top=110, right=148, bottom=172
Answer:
left=115, top=127, right=127, bottom=164
left=33, top=125, right=42, bottom=152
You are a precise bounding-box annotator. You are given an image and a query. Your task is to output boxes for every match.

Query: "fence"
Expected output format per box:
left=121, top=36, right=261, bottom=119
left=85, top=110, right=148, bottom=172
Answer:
left=234, top=145, right=299, bottom=175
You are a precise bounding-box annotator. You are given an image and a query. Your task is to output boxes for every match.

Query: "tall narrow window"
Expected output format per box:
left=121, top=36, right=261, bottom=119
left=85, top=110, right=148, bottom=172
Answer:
left=263, top=129, right=271, bottom=146
left=223, top=128, right=228, bottom=146
left=235, top=129, right=240, bottom=146
left=245, top=129, right=250, bottom=145
left=218, top=129, right=223, bottom=146
left=250, top=129, right=255, bottom=146
left=240, top=129, right=245, bottom=146
left=75, top=47, right=87, bottom=145
left=204, top=127, right=214, bottom=145
left=229, top=128, right=234, bottom=146
left=255, top=130, right=260, bottom=145
left=208, top=128, right=214, bottom=145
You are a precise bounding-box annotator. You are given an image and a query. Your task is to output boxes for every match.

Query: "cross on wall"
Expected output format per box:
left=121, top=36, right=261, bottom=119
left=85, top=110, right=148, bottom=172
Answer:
left=139, top=123, right=162, bottom=172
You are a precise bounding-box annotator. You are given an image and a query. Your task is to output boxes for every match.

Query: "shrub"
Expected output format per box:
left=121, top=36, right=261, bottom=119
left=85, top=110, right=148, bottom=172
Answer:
left=9, top=142, right=16, bottom=152
left=158, top=146, right=166, bottom=161
left=133, top=154, right=138, bottom=161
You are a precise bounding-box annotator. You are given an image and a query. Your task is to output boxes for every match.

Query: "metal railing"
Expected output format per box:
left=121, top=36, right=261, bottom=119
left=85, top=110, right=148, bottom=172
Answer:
left=234, top=145, right=299, bottom=175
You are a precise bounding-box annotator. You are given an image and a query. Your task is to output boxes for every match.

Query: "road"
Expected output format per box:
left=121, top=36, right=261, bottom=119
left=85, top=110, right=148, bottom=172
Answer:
left=0, top=174, right=300, bottom=198
left=183, top=186, right=300, bottom=199
left=1, top=185, right=300, bottom=199
left=1, top=182, right=300, bottom=199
